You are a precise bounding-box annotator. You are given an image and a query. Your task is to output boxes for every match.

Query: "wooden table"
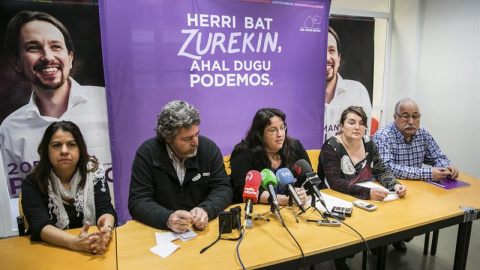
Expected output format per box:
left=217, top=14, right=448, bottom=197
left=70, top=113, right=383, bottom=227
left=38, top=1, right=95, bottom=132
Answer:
left=0, top=226, right=117, bottom=270
left=115, top=172, right=479, bottom=270
left=3, top=172, right=477, bottom=269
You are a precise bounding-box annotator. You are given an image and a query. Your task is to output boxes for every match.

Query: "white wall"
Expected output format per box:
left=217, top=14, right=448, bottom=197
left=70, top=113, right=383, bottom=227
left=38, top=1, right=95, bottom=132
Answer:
left=388, top=0, right=480, bottom=177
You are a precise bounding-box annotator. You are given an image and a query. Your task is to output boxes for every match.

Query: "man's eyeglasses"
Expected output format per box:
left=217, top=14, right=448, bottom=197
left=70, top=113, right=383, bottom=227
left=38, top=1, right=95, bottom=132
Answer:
left=264, top=125, right=287, bottom=136
left=396, top=113, right=421, bottom=121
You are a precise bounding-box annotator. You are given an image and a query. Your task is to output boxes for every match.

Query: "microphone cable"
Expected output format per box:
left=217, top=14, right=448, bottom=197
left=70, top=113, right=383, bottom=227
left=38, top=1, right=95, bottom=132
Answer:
left=281, top=215, right=307, bottom=270
left=200, top=220, right=243, bottom=254
left=200, top=220, right=225, bottom=254
left=200, top=220, right=249, bottom=270
left=275, top=206, right=306, bottom=270
left=251, top=206, right=307, bottom=269
left=321, top=206, right=374, bottom=270
left=303, top=176, right=373, bottom=270
left=236, top=220, right=248, bottom=270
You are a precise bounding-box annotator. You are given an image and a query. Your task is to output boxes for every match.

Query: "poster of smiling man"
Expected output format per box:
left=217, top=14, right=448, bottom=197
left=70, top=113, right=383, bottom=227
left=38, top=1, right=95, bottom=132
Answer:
left=323, top=16, right=374, bottom=140
left=0, top=0, right=112, bottom=229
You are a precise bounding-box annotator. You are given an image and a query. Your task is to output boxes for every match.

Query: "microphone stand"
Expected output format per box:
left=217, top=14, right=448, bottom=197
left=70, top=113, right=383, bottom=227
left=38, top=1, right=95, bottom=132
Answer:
left=287, top=195, right=300, bottom=223
left=301, top=189, right=327, bottom=220
left=245, top=215, right=254, bottom=229
left=252, top=212, right=270, bottom=222
left=246, top=204, right=270, bottom=228
left=245, top=202, right=254, bottom=229
left=273, top=210, right=285, bottom=227
left=267, top=195, right=285, bottom=226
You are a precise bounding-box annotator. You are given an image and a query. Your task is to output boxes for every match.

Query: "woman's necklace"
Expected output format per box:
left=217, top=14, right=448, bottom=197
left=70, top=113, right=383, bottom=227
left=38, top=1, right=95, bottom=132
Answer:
left=267, top=152, right=281, bottom=161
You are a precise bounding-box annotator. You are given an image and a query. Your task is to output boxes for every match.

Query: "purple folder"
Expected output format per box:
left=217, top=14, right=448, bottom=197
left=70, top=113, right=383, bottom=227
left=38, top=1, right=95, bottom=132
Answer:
left=427, top=178, right=470, bottom=190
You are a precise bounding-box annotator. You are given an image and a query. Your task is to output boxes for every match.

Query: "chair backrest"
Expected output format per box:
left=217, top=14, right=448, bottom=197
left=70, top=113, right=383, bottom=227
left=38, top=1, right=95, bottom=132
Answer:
left=306, top=149, right=321, bottom=173
left=370, top=117, right=379, bottom=137
left=18, top=192, right=29, bottom=236
left=223, top=155, right=231, bottom=175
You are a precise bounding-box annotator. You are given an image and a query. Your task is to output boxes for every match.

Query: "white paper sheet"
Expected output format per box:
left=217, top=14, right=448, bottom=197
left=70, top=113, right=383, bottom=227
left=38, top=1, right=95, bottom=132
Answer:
left=355, top=181, right=399, bottom=201
left=150, top=241, right=179, bottom=258
left=155, top=232, right=178, bottom=245
left=307, top=191, right=353, bottom=212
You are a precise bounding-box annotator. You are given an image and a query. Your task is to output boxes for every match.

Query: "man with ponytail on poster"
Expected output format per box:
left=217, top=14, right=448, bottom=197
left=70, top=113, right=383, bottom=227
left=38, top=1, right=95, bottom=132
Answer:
left=0, top=11, right=111, bottom=199
left=324, top=26, right=372, bottom=141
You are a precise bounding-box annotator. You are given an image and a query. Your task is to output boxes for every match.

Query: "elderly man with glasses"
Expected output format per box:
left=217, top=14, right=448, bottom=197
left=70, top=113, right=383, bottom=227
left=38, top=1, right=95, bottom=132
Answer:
left=372, top=98, right=459, bottom=252
left=373, top=98, right=458, bottom=181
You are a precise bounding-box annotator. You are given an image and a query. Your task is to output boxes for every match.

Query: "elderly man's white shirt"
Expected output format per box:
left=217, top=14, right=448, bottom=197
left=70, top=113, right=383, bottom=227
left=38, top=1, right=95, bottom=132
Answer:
left=0, top=78, right=112, bottom=197
left=324, top=74, right=372, bottom=141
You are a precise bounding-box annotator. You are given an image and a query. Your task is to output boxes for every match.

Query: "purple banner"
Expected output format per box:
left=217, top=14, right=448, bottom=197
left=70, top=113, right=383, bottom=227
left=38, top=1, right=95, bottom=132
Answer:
left=100, top=0, right=331, bottom=223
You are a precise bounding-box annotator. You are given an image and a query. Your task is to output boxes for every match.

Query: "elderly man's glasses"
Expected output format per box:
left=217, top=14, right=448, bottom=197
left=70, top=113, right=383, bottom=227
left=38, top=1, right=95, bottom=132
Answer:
left=264, top=125, right=287, bottom=136
left=396, top=113, right=421, bottom=121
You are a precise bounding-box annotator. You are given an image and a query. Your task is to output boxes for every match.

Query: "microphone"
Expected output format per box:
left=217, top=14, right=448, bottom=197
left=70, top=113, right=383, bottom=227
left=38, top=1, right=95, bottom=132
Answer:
left=276, top=168, right=306, bottom=212
left=293, top=159, right=327, bottom=208
left=260, top=168, right=281, bottom=213
left=242, top=170, right=261, bottom=219
left=292, top=159, right=309, bottom=186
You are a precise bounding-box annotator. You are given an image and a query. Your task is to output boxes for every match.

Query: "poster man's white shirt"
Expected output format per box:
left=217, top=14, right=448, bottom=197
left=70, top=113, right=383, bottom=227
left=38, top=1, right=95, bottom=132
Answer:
left=0, top=78, right=112, bottom=198
left=324, top=74, right=372, bottom=141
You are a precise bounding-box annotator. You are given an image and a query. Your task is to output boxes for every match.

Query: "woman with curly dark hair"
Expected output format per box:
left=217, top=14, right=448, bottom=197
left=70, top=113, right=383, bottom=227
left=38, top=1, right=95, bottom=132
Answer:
left=230, top=108, right=311, bottom=205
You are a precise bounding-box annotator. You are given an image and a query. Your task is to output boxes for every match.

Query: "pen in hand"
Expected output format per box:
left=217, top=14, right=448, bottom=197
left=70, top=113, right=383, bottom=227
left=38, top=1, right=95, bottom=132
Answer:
left=438, top=168, right=453, bottom=178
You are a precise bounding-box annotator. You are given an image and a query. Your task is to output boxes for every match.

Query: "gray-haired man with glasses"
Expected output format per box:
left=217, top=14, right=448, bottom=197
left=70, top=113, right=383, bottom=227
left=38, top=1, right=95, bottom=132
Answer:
left=373, top=98, right=458, bottom=182
left=373, top=98, right=459, bottom=252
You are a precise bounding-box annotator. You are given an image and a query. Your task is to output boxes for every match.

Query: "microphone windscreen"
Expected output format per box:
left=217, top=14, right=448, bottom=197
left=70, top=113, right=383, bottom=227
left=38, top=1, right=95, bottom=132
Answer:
left=275, top=168, right=295, bottom=190
left=260, top=168, right=277, bottom=190
left=293, top=159, right=313, bottom=183
left=245, top=170, right=262, bottom=187
left=243, top=170, right=261, bottom=203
